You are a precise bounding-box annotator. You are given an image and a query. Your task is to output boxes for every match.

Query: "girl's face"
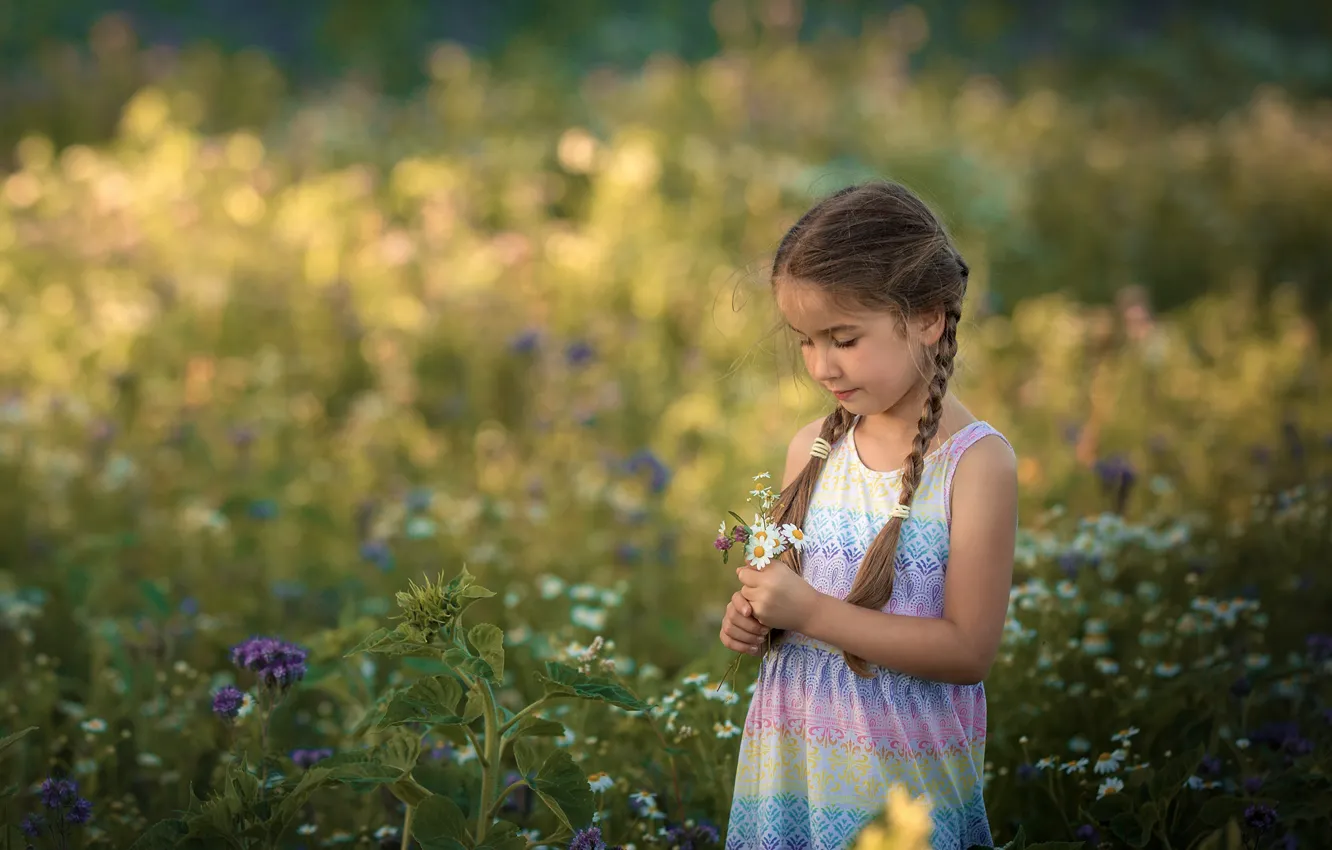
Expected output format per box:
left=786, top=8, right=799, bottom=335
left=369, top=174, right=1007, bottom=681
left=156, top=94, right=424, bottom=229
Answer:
left=776, top=282, right=941, bottom=417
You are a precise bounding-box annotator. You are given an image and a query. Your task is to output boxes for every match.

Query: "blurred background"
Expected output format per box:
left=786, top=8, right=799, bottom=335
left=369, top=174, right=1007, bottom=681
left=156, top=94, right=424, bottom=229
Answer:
left=1, top=1, right=1331, bottom=846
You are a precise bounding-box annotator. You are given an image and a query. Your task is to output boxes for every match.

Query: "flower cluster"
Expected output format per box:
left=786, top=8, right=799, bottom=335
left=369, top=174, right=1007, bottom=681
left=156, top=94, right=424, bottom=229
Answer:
left=22, top=777, right=93, bottom=840
left=713, top=473, right=805, bottom=570
left=211, top=684, right=246, bottom=720
left=230, top=636, right=308, bottom=693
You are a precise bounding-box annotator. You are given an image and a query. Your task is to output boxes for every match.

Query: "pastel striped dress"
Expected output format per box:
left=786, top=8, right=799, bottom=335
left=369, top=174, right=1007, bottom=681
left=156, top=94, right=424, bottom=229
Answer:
left=725, top=417, right=1007, bottom=850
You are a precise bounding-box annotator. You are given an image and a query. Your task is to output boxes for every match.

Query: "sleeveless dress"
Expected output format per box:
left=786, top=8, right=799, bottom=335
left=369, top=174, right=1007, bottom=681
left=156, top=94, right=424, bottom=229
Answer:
left=725, top=417, right=1008, bottom=850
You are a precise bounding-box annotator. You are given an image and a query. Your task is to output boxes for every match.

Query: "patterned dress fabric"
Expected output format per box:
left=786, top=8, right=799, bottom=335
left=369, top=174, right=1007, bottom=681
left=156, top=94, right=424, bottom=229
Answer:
left=725, top=418, right=1008, bottom=850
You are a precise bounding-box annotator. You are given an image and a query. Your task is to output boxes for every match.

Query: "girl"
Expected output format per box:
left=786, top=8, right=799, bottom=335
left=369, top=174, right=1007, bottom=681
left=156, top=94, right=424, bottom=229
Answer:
left=720, top=181, right=1018, bottom=850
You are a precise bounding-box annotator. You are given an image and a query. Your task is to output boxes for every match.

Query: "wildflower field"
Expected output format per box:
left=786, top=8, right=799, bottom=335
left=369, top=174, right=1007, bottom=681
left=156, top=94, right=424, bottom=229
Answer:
left=2, top=13, right=1332, bottom=850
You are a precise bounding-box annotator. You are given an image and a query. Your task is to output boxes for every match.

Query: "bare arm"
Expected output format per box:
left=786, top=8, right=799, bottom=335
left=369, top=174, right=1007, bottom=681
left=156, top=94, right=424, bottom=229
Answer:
left=797, top=434, right=1018, bottom=684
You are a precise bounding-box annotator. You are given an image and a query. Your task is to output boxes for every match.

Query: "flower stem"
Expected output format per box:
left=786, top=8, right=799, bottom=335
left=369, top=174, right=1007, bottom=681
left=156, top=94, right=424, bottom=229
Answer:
left=499, top=696, right=550, bottom=737
left=402, top=802, right=417, bottom=849
left=475, top=678, right=502, bottom=843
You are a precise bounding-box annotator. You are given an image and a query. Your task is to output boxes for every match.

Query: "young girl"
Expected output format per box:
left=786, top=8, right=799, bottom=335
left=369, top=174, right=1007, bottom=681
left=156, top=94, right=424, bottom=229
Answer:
left=720, top=182, right=1018, bottom=850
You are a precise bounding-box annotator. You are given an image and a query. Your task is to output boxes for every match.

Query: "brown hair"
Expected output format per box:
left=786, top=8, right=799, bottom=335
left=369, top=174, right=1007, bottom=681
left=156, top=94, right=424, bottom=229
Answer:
left=768, top=181, right=970, bottom=678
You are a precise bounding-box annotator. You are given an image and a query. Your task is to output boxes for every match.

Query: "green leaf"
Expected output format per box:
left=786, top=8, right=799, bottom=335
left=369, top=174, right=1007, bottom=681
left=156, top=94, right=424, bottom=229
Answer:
left=139, top=579, right=171, bottom=618
left=380, top=731, right=423, bottom=773
left=413, top=795, right=473, bottom=850
left=524, top=749, right=595, bottom=834
left=468, top=624, right=505, bottom=682
left=445, top=646, right=495, bottom=682
left=1108, top=803, right=1156, bottom=849
left=505, top=717, right=565, bottom=743
left=1151, top=745, right=1204, bottom=799
left=999, top=825, right=1025, bottom=849
left=129, top=819, right=189, bottom=849
left=1089, top=790, right=1134, bottom=821
left=536, top=661, right=648, bottom=711
left=275, top=767, right=334, bottom=825
left=463, top=685, right=485, bottom=724
left=478, top=820, right=528, bottom=850
left=376, top=676, right=468, bottom=730
left=346, top=625, right=438, bottom=659
left=0, top=726, right=37, bottom=762
left=320, top=752, right=407, bottom=790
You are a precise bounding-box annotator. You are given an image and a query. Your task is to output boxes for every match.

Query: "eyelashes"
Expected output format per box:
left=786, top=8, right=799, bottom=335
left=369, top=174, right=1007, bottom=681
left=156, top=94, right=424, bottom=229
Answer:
left=797, top=338, right=858, bottom=349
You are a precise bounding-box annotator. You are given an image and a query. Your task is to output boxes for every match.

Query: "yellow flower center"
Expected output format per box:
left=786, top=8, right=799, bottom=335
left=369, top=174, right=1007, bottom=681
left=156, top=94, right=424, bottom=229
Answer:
left=753, top=545, right=767, bottom=558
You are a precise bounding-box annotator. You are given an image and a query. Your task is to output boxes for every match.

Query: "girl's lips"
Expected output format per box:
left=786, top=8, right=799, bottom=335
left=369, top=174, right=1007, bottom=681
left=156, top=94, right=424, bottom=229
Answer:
left=833, top=389, right=858, bottom=400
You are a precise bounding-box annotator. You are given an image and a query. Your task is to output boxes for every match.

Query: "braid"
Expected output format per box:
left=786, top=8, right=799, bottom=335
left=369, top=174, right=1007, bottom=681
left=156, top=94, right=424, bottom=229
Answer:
left=764, top=405, right=854, bottom=647
left=840, top=307, right=961, bottom=677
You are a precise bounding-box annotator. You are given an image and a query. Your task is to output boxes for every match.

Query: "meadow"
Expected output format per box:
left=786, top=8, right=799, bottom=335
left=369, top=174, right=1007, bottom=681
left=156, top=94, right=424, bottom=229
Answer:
left=1, top=14, right=1331, bottom=850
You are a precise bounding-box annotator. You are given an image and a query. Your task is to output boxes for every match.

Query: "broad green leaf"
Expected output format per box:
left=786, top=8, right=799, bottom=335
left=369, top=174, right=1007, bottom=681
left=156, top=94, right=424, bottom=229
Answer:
left=478, top=820, right=528, bottom=850
left=346, top=625, right=437, bottom=659
left=0, top=726, right=37, bottom=762
left=503, top=717, right=565, bottom=746
left=527, top=749, right=595, bottom=834
left=413, top=795, right=473, bottom=850
left=537, top=661, right=647, bottom=711
left=388, top=776, right=433, bottom=807
left=320, top=752, right=407, bottom=790
left=463, top=685, right=485, bottom=724
left=468, top=624, right=505, bottom=682
left=128, top=819, right=189, bottom=849
left=445, top=646, right=495, bottom=682
left=376, top=676, right=468, bottom=730
left=275, top=767, right=334, bottom=825
left=345, top=627, right=394, bottom=656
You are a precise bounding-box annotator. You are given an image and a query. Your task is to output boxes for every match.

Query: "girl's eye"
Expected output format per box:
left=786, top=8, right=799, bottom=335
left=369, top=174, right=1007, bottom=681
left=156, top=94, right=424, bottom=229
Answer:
left=797, top=337, right=857, bottom=349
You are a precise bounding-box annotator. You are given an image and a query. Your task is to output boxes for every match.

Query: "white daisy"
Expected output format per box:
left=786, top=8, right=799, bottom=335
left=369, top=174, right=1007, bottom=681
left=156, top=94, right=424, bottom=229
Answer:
left=1111, top=726, right=1140, bottom=743
left=588, top=772, right=613, bottom=793
left=747, top=520, right=778, bottom=549
left=746, top=537, right=776, bottom=570
left=1094, top=752, right=1121, bottom=774
left=714, top=721, right=740, bottom=738
left=1097, top=777, right=1124, bottom=798
left=780, top=524, right=807, bottom=551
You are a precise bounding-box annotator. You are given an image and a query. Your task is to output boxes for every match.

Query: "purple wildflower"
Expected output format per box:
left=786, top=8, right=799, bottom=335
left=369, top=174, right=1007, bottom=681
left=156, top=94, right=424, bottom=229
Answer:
left=39, top=778, right=77, bottom=809
left=569, top=826, right=606, bottom=850
left=1074, top=824, right=1099, bottom=845
left=230, top=636, right=308, bottom=693
left=731, top=525, right=749, bottom=544
left=212, top=685, right=245, bottom=719
left=714, top=535, right=733, bottom=552
left=1199, top=754, right=1222, bottom=776
left=1243, top=776, right=1264, bottom=795
left=290, top=747, right=334, bottom=768
left=1243, top=804, right=1277, bottom=834
left=65, top=797, right=93, bottom=824
left=664, top=822, right=721, bottom=850
left=20, top=814, right=45, bottom=837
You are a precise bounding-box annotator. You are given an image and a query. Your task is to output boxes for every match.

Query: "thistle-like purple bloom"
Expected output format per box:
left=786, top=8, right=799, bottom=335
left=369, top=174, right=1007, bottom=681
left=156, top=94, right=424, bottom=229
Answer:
left=713, top=535, right=733, bottom=552
left=569, top=826, right=606, bottom=850
left=20, top=814, right=44, bottom=837
left=212, top=685, right=246, bottom=719
left=231, top=636, right=308, bottom=693
left=1244, top=804, right=1278, bottom=834
left=65, top=797, right=93, bottom=824
left=39, top=778, right=77, bottom=809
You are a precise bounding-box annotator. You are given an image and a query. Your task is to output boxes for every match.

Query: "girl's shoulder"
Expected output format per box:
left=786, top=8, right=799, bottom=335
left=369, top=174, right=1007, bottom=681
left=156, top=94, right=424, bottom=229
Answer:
left=943, top=421, right=1017, bottom=525
left=781, top=417, right=828, bottom=489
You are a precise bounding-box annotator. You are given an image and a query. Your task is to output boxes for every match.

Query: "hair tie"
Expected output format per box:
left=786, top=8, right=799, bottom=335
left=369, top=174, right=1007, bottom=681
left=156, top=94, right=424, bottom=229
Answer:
left=809, top=438, right=832, bottom=460
left=887, top=503, right=911, bottom=520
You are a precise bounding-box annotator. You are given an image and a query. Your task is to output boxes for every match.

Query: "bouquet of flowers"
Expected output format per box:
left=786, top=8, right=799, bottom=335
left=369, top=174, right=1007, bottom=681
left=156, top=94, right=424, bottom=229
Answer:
left=713, top=472, right=807, bottom=569
left=714, top=472, right=806, bottom=688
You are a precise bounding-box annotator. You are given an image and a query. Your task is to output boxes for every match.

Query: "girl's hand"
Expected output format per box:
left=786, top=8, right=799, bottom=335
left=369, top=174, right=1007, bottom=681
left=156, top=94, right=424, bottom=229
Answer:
left=737, top=564, right=822, bottom=633
left=720, top=591, right=769, bottom=655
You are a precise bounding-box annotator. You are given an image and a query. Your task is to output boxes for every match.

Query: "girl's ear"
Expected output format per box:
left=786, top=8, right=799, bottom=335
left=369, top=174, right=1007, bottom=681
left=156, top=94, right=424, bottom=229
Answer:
left=915, top=308, right=946, bottom=348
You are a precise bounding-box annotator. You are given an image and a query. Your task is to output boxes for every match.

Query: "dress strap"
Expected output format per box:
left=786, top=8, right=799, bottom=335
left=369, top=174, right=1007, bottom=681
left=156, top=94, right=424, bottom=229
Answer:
left=942, top=421, right=1012, bottom=526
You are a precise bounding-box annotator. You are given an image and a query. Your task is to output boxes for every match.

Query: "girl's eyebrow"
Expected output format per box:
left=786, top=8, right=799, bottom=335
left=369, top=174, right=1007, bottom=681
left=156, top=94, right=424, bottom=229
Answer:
left=786, top=322, right=861, bottom=336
